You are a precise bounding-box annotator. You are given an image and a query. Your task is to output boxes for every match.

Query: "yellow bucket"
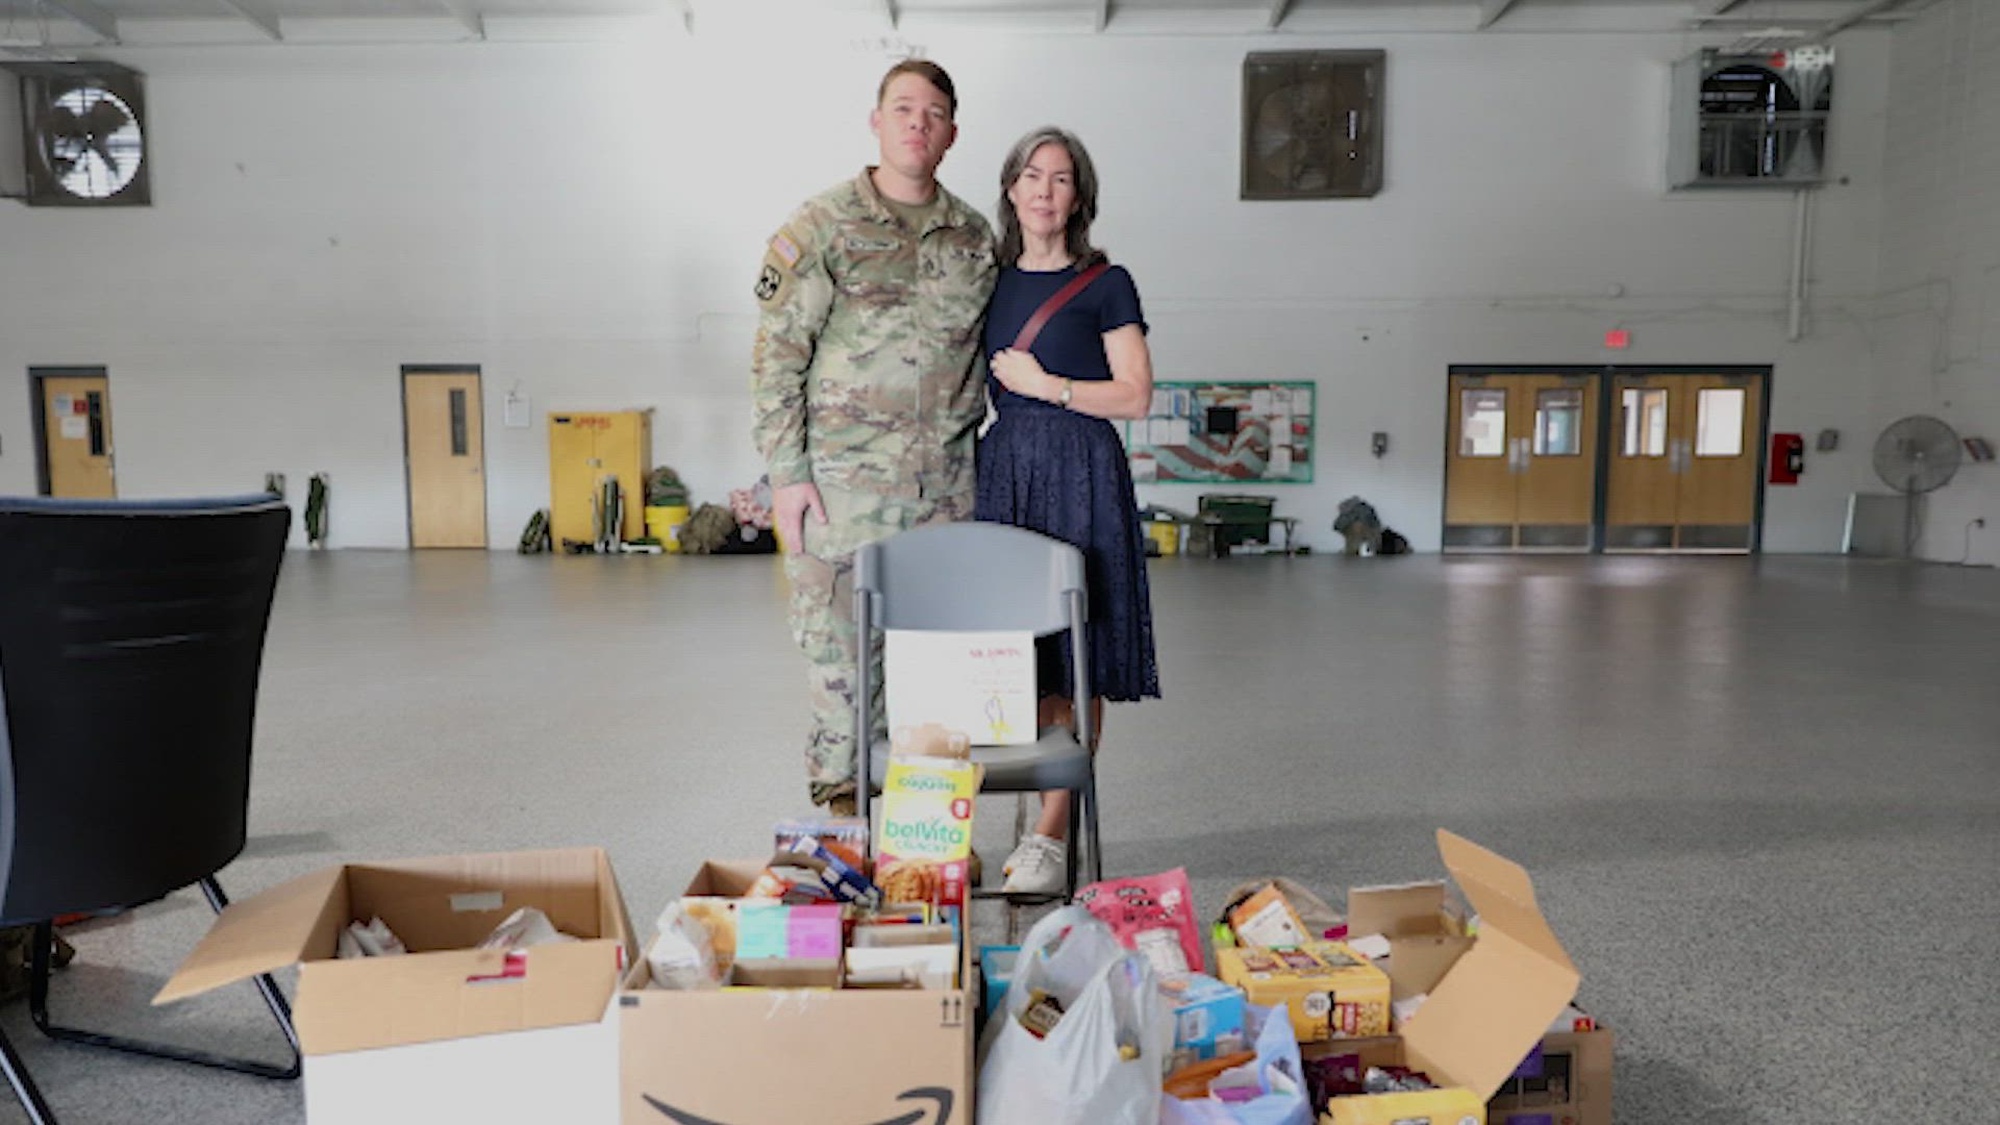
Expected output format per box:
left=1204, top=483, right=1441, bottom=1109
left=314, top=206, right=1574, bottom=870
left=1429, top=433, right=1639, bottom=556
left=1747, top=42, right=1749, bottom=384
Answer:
left=1145, top=521, right=1180, bottom=557
left=645, top=504, right=691, bottom=553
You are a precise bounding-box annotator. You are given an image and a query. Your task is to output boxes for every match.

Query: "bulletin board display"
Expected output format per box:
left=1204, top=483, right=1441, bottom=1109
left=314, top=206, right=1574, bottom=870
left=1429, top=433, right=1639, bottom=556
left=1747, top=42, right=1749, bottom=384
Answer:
left=1116, top=381, right=1315, bottom=484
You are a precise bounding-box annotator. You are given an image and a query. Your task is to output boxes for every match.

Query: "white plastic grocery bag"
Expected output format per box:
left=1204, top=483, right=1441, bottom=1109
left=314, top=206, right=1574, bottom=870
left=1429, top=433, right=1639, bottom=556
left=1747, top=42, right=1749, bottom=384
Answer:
left=978, top=906, right=1174, bottom=1125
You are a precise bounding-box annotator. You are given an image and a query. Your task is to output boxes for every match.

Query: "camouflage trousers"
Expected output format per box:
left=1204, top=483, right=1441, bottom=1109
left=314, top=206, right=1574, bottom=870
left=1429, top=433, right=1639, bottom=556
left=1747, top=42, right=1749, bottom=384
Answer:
left=785, top=482, right=969, bottom=807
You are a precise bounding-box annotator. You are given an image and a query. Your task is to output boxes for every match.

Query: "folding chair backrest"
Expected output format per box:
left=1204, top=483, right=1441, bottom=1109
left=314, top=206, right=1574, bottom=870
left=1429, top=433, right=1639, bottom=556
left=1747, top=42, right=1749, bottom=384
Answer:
left=856, top=521, right=1085, bottom=635
left=0, top=495, right=290, bottom=924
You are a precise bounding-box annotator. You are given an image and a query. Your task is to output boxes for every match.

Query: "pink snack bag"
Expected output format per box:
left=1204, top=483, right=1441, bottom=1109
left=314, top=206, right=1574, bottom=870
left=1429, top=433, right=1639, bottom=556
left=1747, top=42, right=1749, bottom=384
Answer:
left=1073, top=867, right=1204, bottom=977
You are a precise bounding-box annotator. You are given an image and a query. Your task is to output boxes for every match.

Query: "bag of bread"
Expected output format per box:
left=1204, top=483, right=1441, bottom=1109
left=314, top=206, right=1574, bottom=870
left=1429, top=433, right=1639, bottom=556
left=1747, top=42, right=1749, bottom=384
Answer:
left=875, top=754, right=977, bottom=908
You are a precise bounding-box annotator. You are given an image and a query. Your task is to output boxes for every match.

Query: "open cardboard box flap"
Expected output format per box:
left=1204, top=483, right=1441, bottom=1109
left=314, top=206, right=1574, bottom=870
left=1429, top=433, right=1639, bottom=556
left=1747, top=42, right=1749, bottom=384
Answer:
left=153, top=847, right=636, bottom=1056
left=152, top=866, right=349, bottom=1005
left=1395, top=829, right=1581, bottom=1101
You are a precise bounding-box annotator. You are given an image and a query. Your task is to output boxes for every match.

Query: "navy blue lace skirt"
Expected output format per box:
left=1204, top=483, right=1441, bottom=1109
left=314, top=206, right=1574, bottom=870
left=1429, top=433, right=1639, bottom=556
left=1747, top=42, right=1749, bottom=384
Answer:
left=976, top=403, right=1161, bottom=702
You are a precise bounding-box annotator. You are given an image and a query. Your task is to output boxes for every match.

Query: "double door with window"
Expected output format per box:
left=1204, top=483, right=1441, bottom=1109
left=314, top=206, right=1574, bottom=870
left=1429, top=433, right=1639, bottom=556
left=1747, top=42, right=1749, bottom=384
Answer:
left=1444, top=368, right=1766, bottom=553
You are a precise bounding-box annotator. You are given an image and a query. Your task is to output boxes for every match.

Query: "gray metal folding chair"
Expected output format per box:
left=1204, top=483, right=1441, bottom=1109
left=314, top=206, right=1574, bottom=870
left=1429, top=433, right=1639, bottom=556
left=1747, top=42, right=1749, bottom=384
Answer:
left=854, top=522, right=1103, bottom=900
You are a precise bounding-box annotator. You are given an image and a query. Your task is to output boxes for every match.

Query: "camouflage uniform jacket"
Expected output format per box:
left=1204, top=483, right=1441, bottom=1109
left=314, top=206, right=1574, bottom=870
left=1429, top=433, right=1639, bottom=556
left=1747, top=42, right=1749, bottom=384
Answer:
left=752, top=168, right=997, bottom=502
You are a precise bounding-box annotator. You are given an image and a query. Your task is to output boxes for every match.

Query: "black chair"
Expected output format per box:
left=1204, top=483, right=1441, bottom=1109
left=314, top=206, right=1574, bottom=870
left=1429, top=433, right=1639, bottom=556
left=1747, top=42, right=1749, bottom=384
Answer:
left=0, top=495, right=302, bottom=1125
left=854, top=522, right=1103, bottom=901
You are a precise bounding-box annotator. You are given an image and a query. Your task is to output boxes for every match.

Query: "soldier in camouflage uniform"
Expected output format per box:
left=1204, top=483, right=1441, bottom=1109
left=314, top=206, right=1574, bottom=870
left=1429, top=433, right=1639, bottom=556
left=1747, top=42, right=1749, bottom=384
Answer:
left=751, top=60, right=998, bottom=810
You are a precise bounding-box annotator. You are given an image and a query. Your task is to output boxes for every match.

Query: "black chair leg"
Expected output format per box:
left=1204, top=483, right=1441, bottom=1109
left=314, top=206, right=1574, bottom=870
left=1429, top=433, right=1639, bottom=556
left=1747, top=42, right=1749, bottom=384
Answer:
left=28, top=877, right=302, bottom=1082
left=1081, top=770, right=1104, bottom=885
left=1064, top=787, right=1083, bottom=900
left=0, top=1023, right=58, bottom=1125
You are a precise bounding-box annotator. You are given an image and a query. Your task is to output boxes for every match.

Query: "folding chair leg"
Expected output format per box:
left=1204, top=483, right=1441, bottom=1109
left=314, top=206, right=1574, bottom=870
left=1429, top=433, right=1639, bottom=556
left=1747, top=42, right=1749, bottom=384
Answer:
left=28, top=878, right=302, bottom=1082
left=0, top=1023, right=58, bottom=1125
left=1064, top=790, right=1083, bottom=900
left=1081, top=771, right=1104, bottom=885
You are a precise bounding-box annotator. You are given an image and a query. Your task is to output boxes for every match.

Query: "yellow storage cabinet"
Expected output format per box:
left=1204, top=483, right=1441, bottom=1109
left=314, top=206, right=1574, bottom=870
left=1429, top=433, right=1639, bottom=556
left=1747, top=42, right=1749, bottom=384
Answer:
left=549, top=410, right=651, bottom=547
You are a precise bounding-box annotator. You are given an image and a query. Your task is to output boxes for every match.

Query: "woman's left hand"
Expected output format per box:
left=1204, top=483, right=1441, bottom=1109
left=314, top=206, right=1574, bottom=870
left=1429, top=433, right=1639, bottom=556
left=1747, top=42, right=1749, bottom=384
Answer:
left=992, top=349, right=1059, bottom=401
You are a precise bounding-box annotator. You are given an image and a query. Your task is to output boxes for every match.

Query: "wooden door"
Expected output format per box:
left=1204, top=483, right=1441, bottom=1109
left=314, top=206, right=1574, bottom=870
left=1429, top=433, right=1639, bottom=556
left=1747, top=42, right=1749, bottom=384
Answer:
left=1514, top=374, right=1598, bottom=548
left=1675, top=374, right=1762, bottom=549
left=403, top=370, right=488, bottom=548
left=1606, top=378, right=1679, bottom=549
left=1444, top=376, right=1518, bottom=548
left=39, top=374, right=116, bottom=498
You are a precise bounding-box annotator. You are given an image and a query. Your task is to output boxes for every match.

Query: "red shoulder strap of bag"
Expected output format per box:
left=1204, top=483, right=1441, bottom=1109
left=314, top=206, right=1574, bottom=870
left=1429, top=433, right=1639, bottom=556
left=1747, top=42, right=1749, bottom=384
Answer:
left=1011, top=262, right=1110, bottom=352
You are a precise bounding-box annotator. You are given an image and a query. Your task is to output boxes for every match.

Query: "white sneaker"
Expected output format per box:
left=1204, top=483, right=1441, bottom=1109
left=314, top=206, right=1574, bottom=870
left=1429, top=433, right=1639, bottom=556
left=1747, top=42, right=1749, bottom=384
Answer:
left=1001, top=833, right=1068, bottom=896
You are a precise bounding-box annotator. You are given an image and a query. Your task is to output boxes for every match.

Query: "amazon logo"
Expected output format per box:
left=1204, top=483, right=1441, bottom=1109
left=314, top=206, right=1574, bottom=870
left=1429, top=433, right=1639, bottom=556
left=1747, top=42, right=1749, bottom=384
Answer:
left=643, top=1086, right=954, bottom=1125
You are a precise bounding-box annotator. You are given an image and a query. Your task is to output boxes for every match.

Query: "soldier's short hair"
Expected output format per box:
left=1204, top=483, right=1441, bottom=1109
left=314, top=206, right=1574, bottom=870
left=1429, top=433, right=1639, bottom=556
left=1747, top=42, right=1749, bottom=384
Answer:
left=997, top=126, right=1106, bottom=270
left=877, top=59, right=957, bottom=120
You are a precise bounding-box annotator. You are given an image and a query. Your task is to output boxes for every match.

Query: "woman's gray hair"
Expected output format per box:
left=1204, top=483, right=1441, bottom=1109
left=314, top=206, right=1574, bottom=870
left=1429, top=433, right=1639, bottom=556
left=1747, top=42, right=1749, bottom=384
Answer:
left=995, top=126, right=1105, bottom=269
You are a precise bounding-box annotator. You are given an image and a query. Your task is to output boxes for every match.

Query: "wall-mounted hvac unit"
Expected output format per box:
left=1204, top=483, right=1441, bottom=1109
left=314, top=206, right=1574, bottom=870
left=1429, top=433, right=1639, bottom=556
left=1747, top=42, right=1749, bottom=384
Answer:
left=1668, top=45, right=1833, bottom=190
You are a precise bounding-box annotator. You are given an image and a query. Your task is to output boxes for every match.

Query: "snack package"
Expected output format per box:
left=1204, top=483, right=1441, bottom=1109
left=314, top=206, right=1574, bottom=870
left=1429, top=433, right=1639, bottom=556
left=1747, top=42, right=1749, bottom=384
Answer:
left=679, top=897, right=740, bottom=975
left=1228, top=884, right=1310, bottom=949
left=647, top=901, right=721, bottom=990
left=875, top=754, right=977, bottom=908
left=1073, top=867, right=1204, bottom=977
left=747, top=839, right=882, bottom=908
left=1214, top=941, right=1390, bottom=1044
left=774, top=816, right=870, bottom=871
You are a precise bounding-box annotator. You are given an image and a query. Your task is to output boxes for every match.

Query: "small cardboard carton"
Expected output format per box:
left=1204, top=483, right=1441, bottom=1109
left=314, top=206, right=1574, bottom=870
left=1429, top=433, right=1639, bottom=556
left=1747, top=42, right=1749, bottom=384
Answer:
left=619, top=859, right=974, bottom=1125
left=1315, top=830, right=1582, bottom=1125
left=1485, top=1021, right=1616, bottom=1125
left=155, top=847, right=637, bottom=1125
left=1215, top=941, right=1391, bottom=1043
left=1161, top=972, right=1250, bottom=1068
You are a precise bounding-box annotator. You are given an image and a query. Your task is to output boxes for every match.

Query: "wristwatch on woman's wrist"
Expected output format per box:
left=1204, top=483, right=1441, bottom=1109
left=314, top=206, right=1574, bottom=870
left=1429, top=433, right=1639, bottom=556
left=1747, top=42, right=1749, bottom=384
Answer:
left=1057, top=378, right=1074, bottom=408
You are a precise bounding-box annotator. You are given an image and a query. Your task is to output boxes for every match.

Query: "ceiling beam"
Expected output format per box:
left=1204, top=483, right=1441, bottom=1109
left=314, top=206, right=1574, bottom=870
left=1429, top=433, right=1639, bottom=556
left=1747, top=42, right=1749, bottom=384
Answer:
left=1267, top=0, right=1293, bottom=29
left=434, top=0, right=484, bottom=38
left=1094, top=0, right=1108, bottom=32
left=33, top=0, right=118, bottom=41
left=668, top=0, right=691, bottom=33
left=1477, top=0, right=1521, bottom=27
left=1819, top=0, right=1913, bottom=36
left=1694, top=0, right=1747, bottom=15
left=882, top=0, right=897, bottom=30
left=213, top=0, right=282, bottom=40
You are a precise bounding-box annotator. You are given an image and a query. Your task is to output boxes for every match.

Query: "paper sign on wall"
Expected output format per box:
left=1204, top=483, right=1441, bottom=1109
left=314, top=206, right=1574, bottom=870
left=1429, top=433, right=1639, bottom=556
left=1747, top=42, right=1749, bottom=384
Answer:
left=884, top=630, right=1036, bottom=746
left=60, top=417, right=88, bottom=440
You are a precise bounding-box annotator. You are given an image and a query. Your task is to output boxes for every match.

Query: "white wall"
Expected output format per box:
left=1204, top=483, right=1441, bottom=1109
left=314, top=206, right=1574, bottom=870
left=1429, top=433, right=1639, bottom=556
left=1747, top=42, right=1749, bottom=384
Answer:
left=1872, top=0, right=2000, bottom=565
left=0, top=23, right=1901, bottom=551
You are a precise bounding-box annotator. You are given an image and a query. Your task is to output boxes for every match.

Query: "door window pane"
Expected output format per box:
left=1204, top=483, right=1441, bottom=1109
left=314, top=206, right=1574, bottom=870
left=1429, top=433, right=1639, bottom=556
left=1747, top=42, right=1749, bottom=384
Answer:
left=1460, top=389, right=1507, bottom=457
left=1695, top=388, right=1746, bottom=457
left=1621, top=388, right=1669, bottom=457
left=1534, top=389, right=1583, bottom=456
left=449, top=388, right=469, bottom=457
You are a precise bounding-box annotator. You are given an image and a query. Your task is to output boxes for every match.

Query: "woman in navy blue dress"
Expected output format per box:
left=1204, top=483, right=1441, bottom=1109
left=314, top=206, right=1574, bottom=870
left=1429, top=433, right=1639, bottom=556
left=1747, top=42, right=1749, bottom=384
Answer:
left=977, top=126, right=1159, bottom=895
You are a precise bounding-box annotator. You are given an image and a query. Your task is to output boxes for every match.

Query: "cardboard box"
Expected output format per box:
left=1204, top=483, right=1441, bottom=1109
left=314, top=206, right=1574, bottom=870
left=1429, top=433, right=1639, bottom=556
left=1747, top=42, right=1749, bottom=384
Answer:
left=1311, top=831, right=1582, bottom=1125
left=1345, top=878, right=1474, bottom=1007
left=155, top=848, right=637, bottom=1124
left=1216, top=941, right=1391, bottom=1043
left=1161, top=972, right=1250, bottom=1068
left=619, top=859, right=974, bottom=1125
left=1485, top=1025, right=1615, bottom=1125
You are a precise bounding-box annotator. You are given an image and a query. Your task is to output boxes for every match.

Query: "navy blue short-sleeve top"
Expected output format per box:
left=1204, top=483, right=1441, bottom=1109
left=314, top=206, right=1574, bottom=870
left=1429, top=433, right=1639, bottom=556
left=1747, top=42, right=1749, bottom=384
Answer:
left=984, top=264, right=1147, bottom=401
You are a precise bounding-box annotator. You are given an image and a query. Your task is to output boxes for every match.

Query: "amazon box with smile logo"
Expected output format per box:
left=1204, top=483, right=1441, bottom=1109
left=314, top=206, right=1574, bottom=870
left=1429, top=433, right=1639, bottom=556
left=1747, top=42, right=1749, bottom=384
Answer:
left=618, top=858, right=973, bottom=1125
left=155, top=848, right=637, bottom=1124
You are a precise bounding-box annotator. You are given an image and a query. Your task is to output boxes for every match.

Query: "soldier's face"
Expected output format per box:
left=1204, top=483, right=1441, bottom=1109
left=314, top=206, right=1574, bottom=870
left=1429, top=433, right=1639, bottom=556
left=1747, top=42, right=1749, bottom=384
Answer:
left=871, top=74, right=957, bottom=180
left=1007, top=142, right=1077, bottom=242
